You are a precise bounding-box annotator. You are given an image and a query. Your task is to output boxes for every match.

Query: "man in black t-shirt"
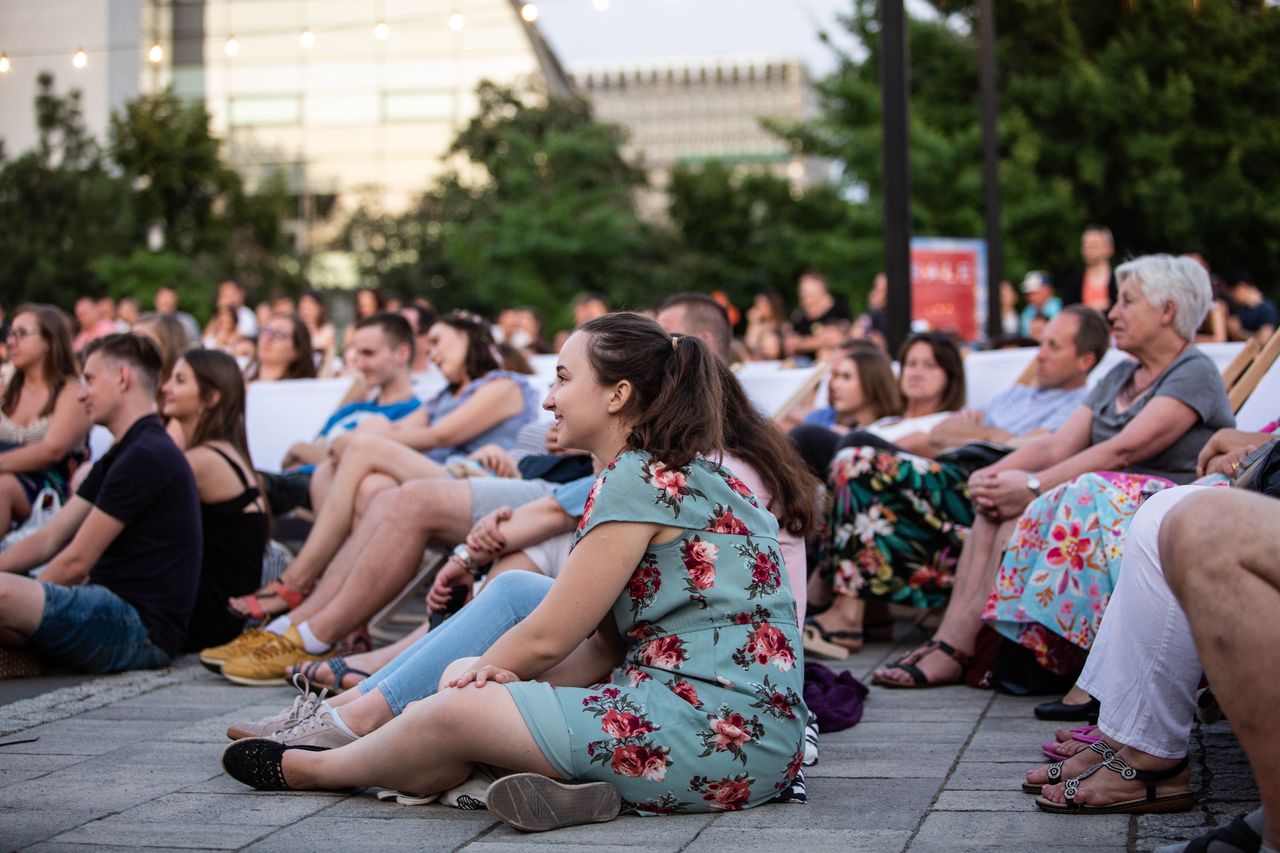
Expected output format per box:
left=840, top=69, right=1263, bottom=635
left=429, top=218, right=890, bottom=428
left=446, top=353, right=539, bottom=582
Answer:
left=0, top=334, right=200, bottom=672
left=786, top=269, right=853, bottom=362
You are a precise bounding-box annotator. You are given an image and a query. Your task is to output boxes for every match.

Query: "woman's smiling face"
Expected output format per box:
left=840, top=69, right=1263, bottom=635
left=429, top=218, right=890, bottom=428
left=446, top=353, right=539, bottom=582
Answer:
left=542, top=330, right=615, bottom=454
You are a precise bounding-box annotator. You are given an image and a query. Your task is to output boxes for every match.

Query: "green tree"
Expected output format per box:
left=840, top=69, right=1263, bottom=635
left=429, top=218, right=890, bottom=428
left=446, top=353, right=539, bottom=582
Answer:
left=0, top=74, right=133, bottom=307
left=340, top=82, right=655, bottom=329
left=780, top=0, right=1280, bottom=288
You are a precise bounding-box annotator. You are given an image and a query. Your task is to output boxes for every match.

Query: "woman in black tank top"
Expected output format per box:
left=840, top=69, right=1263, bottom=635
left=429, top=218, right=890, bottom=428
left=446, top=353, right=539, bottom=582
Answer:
left=162, top=350, right=268, bottom=651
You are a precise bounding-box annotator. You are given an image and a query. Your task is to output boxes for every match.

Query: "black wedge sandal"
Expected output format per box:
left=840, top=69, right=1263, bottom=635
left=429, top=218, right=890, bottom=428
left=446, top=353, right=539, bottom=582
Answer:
left=1034, top=754, right=1196, bottom=815
left=872, top=639, right=971, bottom=689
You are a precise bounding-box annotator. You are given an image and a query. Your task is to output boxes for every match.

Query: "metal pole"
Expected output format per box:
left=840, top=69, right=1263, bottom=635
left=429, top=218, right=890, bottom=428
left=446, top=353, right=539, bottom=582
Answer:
left=979, top=0, right=1003, bottom=342
left=880, top=0, right=912, bottom=354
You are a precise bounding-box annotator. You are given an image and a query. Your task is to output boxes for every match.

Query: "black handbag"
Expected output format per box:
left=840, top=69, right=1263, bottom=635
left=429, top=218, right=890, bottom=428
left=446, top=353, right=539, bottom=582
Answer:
left=1230, top=437, right=1280, bottom=499
left=935, top=440, right=1014, bottom=477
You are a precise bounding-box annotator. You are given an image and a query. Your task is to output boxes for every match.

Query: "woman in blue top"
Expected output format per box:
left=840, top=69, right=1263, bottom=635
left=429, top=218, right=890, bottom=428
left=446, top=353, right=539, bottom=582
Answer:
left=248, top=311, right=539, bottom=616
left=222, top=313, right=810, bottom=831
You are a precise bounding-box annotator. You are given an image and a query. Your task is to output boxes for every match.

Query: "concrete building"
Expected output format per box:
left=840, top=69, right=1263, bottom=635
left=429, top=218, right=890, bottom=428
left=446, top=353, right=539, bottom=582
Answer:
left=0, top=0, right=570, bottom=253
left=568, top=56, right=822, bottom=212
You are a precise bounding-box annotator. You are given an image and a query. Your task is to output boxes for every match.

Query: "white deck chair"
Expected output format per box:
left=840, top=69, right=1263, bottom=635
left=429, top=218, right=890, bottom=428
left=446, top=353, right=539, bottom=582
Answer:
left=738, top=364, right=830, bottom=422
left=1232, top=330, right=1280, bottom=429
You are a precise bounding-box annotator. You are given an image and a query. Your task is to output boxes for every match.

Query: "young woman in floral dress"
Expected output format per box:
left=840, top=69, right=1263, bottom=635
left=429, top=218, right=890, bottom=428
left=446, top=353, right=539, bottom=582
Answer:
left=221, top=313, right=809, bottom=830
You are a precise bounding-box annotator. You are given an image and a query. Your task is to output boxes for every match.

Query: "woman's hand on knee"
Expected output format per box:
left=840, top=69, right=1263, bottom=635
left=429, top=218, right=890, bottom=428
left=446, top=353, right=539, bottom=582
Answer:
left=447, top=664, right=519, bottom=689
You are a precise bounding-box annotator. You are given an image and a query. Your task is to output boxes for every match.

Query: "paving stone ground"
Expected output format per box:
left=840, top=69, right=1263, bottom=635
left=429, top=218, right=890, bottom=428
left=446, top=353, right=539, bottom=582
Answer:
left=0, top=634, right=1258, bottom=852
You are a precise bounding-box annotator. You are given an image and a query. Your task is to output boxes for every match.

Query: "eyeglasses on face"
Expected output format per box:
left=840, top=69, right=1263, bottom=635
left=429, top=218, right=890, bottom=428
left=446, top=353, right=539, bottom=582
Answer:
left=6, top=327, right=39, bottom=343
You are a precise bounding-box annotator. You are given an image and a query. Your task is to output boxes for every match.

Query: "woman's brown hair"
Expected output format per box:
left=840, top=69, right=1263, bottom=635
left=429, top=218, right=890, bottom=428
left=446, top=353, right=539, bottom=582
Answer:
left=714, top=357, right=818, bottom=536
left=896, top=332, right=966, bottom=414
left=579, top=312, right=725, bottom=471
left=134, top=312, right=191, bottom=391
left=2, top=304, right=79, bottom=418
left=182, top=348, right=254, bottom=468
left=436, top=311, right=502, bottom=388
left=250, top=313, right=315, bottom=381
left=843, top=345, right=905, bottom=422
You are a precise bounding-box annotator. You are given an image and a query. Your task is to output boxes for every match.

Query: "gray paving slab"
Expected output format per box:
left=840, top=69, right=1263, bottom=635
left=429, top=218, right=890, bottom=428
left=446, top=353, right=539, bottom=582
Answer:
left=0, top=650, right=1258, bottom=852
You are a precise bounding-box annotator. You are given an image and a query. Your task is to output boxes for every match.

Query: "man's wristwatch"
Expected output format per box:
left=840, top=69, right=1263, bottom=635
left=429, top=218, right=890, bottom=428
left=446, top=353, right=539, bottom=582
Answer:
left=1025, top=474, right=1042, bottom=497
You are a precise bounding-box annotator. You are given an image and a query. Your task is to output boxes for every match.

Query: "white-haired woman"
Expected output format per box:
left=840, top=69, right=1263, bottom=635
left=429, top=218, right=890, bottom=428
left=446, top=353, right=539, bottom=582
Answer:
left=873, top=255, right=1235, bottom=690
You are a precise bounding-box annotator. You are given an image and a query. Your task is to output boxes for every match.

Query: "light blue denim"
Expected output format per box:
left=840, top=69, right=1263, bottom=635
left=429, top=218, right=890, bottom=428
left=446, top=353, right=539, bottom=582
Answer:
left=358, top=570, right=555, bottom=715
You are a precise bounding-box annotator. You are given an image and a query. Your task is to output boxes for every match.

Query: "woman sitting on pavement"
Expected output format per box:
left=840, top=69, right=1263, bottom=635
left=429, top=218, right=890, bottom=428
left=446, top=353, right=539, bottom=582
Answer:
left=872, top=254, right=1234, bottom=691
left=0, top=305, right=91, bottom=534
left=222, top=313, right=810, bottom=831
left=228, top=311, right=540, bottom=621
left=162, top=349, right=269, bottom=651
left=789, top=343, right=905, bottom=478
left=255, top=349, right=812, bottom=710
left=803, top=332, right=968, bottom=656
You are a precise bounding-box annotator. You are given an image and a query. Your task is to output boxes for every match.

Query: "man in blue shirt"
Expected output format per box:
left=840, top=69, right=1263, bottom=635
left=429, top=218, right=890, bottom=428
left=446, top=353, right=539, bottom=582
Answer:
left=929, top=306, right=1109, bottom=450
left=1019, top=270, right=1064, bottom=338
left=280, top=313, right=421, bottom=471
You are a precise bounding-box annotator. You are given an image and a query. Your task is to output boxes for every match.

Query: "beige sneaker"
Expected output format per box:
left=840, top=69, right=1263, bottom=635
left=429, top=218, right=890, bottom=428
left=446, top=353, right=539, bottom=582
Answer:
left=486, top=773, right=621, bottom=832
left=270, top=706, right=358, bottom=749
left=199, top=628, right=272, bottom=673
left=221, top=626, right=328, bottom=687
left=226, top=675, right=330, bottom=740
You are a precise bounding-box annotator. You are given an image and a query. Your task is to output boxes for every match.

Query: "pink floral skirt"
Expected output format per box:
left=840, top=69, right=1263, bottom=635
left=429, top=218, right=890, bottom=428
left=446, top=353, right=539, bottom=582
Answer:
left=981, top=471, right=1172, bottom=674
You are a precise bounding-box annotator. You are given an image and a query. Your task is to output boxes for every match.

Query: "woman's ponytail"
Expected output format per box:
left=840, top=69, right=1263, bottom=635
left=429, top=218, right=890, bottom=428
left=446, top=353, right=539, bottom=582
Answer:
left=580, top=314, right=726, bottom=470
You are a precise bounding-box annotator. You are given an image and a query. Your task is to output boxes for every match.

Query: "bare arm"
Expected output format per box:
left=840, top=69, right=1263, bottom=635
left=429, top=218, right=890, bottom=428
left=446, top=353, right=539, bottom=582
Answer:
left=389, top=379, right=525, bottom=452
left=0, top=496, right=93, bottom=574
left=282, top=439, right=330, bottom=468
left=928, top=414, right=1015, bottom=450
left=983, top=406, right=1094, bottom=476
left=466, top=495, right=577, bottom=563
left=0, top=386, right=90, bottom=473
left=38, top=507, right=126, bottom=586
left=465, top=520, right=660, bottom=680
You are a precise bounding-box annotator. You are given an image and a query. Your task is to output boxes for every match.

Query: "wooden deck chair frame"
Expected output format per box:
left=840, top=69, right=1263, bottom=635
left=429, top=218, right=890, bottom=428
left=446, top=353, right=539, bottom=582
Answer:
left=366, top=547, right=449, bottom=644
left=1220, top=337, right=1261, bottom=395
left=1229, top=329, right=1280, bottom=413
left=770, top=362, right=831, bottom=424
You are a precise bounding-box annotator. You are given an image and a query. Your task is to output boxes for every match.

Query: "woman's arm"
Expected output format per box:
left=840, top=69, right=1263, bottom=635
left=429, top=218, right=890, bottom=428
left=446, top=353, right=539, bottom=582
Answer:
left=982, top=406, right=1094, bottom=476
left=0, top=386, right=91, bottom=473
left=460, top=520, right=661, bottom=681
left=1197, top=428, right=1274, bottom=477
left=465, top=496, right=578, bottom=564
left=388, top=378, right=525, bottom=452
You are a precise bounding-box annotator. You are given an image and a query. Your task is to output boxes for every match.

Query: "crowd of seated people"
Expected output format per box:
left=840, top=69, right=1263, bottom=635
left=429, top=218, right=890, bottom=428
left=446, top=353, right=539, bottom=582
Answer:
left=0, top=245, right=1277, bottom=841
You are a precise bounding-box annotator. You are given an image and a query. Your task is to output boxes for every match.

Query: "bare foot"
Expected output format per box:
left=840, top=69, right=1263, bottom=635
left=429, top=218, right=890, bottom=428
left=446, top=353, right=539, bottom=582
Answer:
left=1045, top=738, right=1092, bottom=759
left=286, top=644, right=398, bottom=691
left=1026, top=737, right=1117, bottom=791
left=1038, top=748, right=1190, bottom=807
left=872, top=638, right=966, bottom=687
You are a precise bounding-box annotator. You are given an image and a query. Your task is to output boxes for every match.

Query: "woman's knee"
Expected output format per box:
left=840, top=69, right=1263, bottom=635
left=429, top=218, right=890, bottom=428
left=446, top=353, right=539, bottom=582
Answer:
left=479, top=569, right=553, bottom=611
left=438, top=656, right=480, bottom=691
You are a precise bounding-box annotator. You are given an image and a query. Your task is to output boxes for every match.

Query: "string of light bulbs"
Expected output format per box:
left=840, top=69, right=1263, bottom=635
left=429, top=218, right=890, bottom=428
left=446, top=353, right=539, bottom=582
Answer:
left=0, top=0, right=615, bottom=73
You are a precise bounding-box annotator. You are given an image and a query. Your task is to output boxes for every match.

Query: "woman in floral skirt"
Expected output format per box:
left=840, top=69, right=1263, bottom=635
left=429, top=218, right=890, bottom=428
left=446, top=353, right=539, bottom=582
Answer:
left=221, top=313, right=809, bottom=830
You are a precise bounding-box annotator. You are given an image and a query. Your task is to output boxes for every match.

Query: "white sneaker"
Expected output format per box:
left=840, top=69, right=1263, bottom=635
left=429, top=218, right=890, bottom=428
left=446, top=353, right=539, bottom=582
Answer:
left=226, top=675, right=329, bottom=740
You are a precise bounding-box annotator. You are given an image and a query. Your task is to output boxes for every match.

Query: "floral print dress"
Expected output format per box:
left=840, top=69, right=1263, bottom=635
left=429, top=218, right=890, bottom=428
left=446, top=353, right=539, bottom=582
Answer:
left=981, top=471, right=1173, bottom=673
left=503, top=450, right=808, bottom=814
left=818, top=445, right=974, bottom=608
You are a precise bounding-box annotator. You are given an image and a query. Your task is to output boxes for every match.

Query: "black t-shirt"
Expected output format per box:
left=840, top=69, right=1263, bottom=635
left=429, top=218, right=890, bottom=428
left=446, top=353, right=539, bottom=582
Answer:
left=79, top=415, right=202, bottom=658
left=1237, top=299, right=1279, bottom=333
left=790, top=297, right=853, bottom=337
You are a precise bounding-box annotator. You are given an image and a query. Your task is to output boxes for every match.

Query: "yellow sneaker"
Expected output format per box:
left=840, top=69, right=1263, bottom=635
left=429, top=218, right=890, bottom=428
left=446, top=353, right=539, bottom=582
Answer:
left=221, top=626, right=328, bottom=687
left=199, top=628, right=272, bottom=672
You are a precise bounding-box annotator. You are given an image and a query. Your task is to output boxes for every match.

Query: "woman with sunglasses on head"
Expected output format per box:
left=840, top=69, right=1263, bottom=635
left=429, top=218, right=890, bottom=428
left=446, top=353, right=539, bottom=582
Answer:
left=161, top=349, right=268, bottom=651
left=222, top=314, right=808, bottom=831
left=0, top=305, right=91, bottom=538
left=225, top=311, right=539, bottom=623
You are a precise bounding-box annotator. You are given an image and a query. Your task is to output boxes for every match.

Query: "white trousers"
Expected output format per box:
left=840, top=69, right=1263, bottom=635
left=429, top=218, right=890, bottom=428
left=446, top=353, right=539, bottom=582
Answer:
left=1077, top=485, right=1211, bottom=758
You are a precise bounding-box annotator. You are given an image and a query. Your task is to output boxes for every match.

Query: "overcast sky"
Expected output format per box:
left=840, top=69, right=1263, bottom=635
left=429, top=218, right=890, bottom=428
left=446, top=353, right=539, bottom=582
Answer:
left=534, top=0, right=864, bottom=77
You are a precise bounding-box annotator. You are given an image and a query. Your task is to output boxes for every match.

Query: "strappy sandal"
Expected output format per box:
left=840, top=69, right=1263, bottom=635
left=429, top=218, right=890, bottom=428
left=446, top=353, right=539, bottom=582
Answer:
left=228, top=580, right=310, bottom=620
left=871, top=639, right=971, bottom=689
left=291, top=657, right=372, bottom=691
left=1023, top=740, right=1115, bottom=793
left=1034, top=753, right=1196, bottom=814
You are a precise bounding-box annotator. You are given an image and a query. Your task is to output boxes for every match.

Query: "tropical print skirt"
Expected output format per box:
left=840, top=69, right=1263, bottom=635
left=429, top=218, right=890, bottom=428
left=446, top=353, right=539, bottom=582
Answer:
left=819, top=446, right=974, bottom=609
left=981, top=471, right=1173, bottom=674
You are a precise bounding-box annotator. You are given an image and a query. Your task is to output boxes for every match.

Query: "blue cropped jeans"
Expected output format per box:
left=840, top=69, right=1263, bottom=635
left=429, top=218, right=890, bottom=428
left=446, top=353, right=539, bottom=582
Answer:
left=358, top=570, right=555, bottom=715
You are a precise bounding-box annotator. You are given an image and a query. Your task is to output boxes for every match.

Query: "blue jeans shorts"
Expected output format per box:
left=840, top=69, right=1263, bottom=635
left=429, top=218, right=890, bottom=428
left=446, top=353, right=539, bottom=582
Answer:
left=28, top=582, right=170, bottom=673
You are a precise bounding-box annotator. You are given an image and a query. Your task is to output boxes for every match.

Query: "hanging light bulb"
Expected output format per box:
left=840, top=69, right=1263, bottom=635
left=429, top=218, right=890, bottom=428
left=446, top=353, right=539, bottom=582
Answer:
left=0, top=54, right=10, bottom=74
left=520, top=3, right=538, bottom=22
left=374, top=21, right=390, bottom=40
left=299, top=28, right=315, bottom=48
left=225, top=36, right=239, bottom=57
left=592, top=0, right=610, bottom=10
left=448, top=12, right=465, bottom=31
left=148, top=42, right=163, bottom=63
left=73, top=48, right=88, bottom=69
